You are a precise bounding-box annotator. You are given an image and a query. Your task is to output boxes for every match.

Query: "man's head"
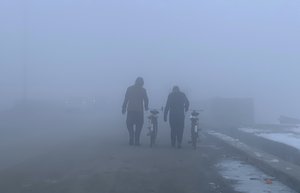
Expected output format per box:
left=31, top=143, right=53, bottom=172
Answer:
left=172, top=86, right=180, bottom=92
left=135, top=77, right=144, bottom=87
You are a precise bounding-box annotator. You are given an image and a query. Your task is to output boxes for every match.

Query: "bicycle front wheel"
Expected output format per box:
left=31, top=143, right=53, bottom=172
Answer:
left=191, top=126, right=197, bottom=149
left=150, top=121, right=158, bottom=147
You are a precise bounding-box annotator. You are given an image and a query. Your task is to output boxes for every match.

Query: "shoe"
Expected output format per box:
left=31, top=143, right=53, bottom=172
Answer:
left=177, top=144, right=182, bottom=149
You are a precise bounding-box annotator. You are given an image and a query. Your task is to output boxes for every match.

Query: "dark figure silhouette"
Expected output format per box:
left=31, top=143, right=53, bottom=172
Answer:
left=164, top=86, right=189, bottom=148
left=122, top=77, right=149, bottom=146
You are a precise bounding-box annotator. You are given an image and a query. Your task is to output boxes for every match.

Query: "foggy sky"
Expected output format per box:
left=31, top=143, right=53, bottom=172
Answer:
left=0, top=0, right=300, bottom=122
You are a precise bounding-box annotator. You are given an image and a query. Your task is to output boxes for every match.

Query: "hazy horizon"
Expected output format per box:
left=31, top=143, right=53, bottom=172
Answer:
left=1, top=0, right=300, bottom=122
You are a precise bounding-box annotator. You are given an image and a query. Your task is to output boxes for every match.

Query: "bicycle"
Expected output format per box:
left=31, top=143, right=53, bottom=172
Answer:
left=147, top=109, right=159, bottom=147
left=189, top=110, right=202, bottom=149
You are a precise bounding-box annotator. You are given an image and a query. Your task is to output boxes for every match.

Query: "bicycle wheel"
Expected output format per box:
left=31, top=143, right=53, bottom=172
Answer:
left=149, top=123, right=154, bottom=147
left=191, top=126, right=197, bottom=149
left=150, top=121, right=158, bottom=147
left=150, top=132, right=155, bottom=147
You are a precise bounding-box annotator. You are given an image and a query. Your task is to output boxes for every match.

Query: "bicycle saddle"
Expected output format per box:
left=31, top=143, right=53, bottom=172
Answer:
left=191, top=111, right=199, bottom=116
left=150, top=109, right=159, bottom=115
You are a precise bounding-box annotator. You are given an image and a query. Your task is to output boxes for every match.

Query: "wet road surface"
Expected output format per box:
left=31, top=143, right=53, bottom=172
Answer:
left=0, top=111, right=289, bottom=193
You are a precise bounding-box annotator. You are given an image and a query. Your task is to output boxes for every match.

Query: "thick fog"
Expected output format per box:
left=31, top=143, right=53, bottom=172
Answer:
left=1, top=0, right=300, bottom=122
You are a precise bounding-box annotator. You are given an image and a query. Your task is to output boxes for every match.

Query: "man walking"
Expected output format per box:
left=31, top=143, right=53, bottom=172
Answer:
left=164, top=86, right=189, bottom=148
left=122, top=77, right=149, bottom=146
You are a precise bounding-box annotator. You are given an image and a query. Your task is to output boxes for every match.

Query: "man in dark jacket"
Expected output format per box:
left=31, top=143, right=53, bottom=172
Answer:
left=164, top=86, right=189, bottom=148
left=122, top=77, right=149, bottom=146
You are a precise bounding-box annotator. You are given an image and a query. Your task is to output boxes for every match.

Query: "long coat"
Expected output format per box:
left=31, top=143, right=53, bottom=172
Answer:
left=164, top=91, right=189, bottom=129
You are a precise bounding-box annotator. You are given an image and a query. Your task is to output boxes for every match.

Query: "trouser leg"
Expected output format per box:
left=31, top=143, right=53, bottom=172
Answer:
left=170, top=127, right=176, bottom=147
left=170, top=114, right=185, bottom=148
left=135, top=123, right=143, bottom=145
left=127, top=122, right=134, bottom=145
left=135, top=112, right=144, bottom=145
left=177, top=127, right=184, bottom=147
left=126, top=112, right=134, bottom=145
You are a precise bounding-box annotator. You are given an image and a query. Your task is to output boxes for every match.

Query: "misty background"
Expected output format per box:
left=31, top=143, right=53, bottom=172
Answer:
left=1, top=0, right=300, bottom=122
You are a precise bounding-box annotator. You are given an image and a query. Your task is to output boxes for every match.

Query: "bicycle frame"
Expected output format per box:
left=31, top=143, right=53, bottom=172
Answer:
left=190, top=110, right=200, bottom=149
left=147, top=109, right=159, bottom=147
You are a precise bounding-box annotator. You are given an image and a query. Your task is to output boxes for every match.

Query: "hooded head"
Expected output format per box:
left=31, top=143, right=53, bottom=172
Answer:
left=172, top=86, right=180, bottom=92
left=135, top=77, right=144, bottom=87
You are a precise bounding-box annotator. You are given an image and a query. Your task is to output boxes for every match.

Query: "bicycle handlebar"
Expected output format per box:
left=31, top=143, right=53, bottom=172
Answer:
left=188, top=109, right=204, bottom=112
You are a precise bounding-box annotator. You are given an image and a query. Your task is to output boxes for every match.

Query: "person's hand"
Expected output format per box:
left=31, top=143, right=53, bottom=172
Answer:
left=122, top=108, right=126, bottom=115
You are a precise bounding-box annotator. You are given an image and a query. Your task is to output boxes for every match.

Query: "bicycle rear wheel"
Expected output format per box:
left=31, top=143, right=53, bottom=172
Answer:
left=191, top=125, right=197, bottom=149
left=150, top=132, right=155, bottom=147
left=150, top=122, right=158, bottom=147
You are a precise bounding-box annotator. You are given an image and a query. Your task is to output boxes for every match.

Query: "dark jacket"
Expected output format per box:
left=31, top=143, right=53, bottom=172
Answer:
left=164, top=91, right=189, bottom=121
left=122, top=85, right=149, bottom=112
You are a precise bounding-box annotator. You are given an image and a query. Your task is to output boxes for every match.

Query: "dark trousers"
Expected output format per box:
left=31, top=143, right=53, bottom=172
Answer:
left=170, top=126, right=184, bottom=147
left=169, top=113, right=185, bottom=147
left=126, top=111, right=144, bottom=145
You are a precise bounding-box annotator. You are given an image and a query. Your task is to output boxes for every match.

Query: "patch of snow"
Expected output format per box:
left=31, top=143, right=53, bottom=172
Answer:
left=254, top=152, right=262, bottom=158
left=208, top=131, right=239, bottom=142
left=217, top=159, right=296, bottom=193
left=239, top=127, right=300, bottom=151
left=290, top=128, right=300, bottom=134
left=257, top=133, right=300, bottom=150
left=239, top=128, right=262, bottom=134
left=270, top=159, right=279, bottom=163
